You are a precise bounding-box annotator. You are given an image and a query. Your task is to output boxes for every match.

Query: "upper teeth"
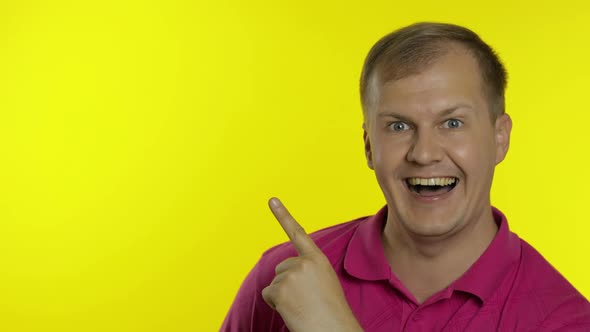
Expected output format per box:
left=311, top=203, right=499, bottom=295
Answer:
left=407, top=177, right=457, bottom=186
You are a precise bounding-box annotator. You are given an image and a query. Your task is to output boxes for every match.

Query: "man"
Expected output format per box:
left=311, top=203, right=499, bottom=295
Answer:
left=221, top=22, right=590, bottom=331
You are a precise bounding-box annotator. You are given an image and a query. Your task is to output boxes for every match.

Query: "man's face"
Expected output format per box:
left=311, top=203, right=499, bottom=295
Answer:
left=364, top=45, right=511, bottom=238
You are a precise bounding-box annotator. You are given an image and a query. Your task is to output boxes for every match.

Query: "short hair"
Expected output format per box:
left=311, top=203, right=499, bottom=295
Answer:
left=360, top=22, right=508, bottom=120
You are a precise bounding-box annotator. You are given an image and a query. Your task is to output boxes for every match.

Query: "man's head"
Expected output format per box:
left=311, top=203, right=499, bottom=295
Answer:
left=361, top=22, right=512, bottom=239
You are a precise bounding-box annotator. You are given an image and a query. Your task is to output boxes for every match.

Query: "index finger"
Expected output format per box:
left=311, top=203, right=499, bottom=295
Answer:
left=268, top=197, right=319, bottom=255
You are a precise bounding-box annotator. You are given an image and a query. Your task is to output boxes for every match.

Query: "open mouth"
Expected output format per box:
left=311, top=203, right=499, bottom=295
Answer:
left=405, top=177, right=459, bottom=197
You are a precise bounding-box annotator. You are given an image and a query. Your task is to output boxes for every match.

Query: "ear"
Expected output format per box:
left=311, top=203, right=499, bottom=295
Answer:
left=494, top=113, right=512, bottom=165
left=363, top=123, right=374, bottom=170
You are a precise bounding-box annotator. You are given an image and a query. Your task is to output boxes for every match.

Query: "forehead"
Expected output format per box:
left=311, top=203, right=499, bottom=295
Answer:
left=369, top=46, right=488, bottom=116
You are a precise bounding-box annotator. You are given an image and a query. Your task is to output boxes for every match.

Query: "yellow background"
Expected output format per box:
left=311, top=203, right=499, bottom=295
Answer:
left=0, top=1, right=588, bottom=331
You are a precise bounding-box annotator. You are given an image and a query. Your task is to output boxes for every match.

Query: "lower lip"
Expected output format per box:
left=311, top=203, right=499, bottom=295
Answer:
left=405, top=181, right=458, bottom=203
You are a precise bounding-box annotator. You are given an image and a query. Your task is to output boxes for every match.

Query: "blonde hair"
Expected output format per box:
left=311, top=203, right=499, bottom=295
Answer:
left=360, top=22, right=507, bottom=120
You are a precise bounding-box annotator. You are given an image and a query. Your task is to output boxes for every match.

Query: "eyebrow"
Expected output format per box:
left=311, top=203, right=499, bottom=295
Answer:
left=377, top=104, right=473, bottom=121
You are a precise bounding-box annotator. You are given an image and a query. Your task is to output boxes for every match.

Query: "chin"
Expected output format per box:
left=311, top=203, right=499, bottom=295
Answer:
left=405, top=218, right=461, bottom=237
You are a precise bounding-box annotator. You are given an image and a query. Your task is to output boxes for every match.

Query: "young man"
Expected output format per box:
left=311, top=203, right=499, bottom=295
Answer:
left=221, top=22, right=590, bottom=331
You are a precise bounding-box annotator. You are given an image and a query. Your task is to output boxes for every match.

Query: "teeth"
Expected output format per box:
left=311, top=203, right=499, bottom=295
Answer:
left=407, top=177, right=457, bottom=186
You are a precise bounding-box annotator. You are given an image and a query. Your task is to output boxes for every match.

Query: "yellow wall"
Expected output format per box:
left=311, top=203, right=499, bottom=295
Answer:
left=0, top=1, right=588, bottom=331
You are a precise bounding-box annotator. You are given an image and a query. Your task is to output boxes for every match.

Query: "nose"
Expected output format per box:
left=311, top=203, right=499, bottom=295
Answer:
left=406, top=129, right=444, bottom=165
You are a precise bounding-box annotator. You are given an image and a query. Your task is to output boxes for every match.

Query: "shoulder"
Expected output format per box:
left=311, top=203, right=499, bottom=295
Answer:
left=512, top=238, right=590, bottom=329
left=257, top=215, right=369, bottom=281
left=517, top=239, right=586, bottom=300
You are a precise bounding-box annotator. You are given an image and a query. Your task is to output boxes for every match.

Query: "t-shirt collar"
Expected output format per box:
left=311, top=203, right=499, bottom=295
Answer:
left=451, top=207, right=521, bottom=303
left=343, top=205, right=391, bottom=281
left=343, top=205, right=521, bottom=304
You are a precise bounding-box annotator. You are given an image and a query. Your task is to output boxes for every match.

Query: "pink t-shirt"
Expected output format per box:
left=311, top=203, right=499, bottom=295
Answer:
left=221, top=206, right=590, bottom=331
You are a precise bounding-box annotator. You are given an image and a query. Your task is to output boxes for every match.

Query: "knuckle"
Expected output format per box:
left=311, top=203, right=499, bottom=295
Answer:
left=273, top=284, right=288, bottom=303
left=282, top=271, right=297, bottom=284
left=292, top=225, right=306, bottom=239
left=261, top=286, right=272, bottom=302
left=298, top=258, right=313, bottom=272
left=274, top=262, right=283, bottom=274
left=275, top=257, right=295, bottom=274
left=273, top=284, right=295, bottom=304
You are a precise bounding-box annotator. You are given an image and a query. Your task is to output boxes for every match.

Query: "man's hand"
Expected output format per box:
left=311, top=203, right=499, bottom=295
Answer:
left=261, top=197, right=363, bottom=332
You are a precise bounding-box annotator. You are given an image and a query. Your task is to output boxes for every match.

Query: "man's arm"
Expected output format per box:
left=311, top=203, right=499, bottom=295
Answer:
left=221, top=198, right=363, bottom=332
left=220, top=257, right=279, bottom=331
left=260, top=197, right=363, bottom=332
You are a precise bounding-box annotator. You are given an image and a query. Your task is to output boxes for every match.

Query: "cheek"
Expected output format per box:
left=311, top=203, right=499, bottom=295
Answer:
left=372, top=136, right=407, bottom=166
left=447, top=134, right=496, bottom=179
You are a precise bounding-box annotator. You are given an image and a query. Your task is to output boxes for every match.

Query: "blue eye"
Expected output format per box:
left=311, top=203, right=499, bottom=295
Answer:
left=389, top=121, right=410, bottom=131
left=444, top=119, right=463, bottom=129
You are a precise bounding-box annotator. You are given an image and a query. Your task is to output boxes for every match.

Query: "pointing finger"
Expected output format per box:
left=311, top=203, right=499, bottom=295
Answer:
left=268, top=197, right=319, bottom=255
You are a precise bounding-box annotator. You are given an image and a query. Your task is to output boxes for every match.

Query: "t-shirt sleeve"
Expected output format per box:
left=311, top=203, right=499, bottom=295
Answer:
left=219, top=255, right=284, bottom=332
left=538, top=292, right=590, bottom=331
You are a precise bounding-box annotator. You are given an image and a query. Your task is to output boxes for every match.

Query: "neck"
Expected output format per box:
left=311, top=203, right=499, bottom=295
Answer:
left=381, top=207, right=498, bottom=303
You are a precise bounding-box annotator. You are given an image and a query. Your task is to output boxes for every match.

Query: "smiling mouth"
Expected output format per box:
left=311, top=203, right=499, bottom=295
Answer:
left=405, top=177, right=459, bottom=197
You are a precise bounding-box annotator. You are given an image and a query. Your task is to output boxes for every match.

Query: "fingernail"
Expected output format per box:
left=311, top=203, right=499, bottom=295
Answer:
left=269, top=197, right=281, bottom=208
